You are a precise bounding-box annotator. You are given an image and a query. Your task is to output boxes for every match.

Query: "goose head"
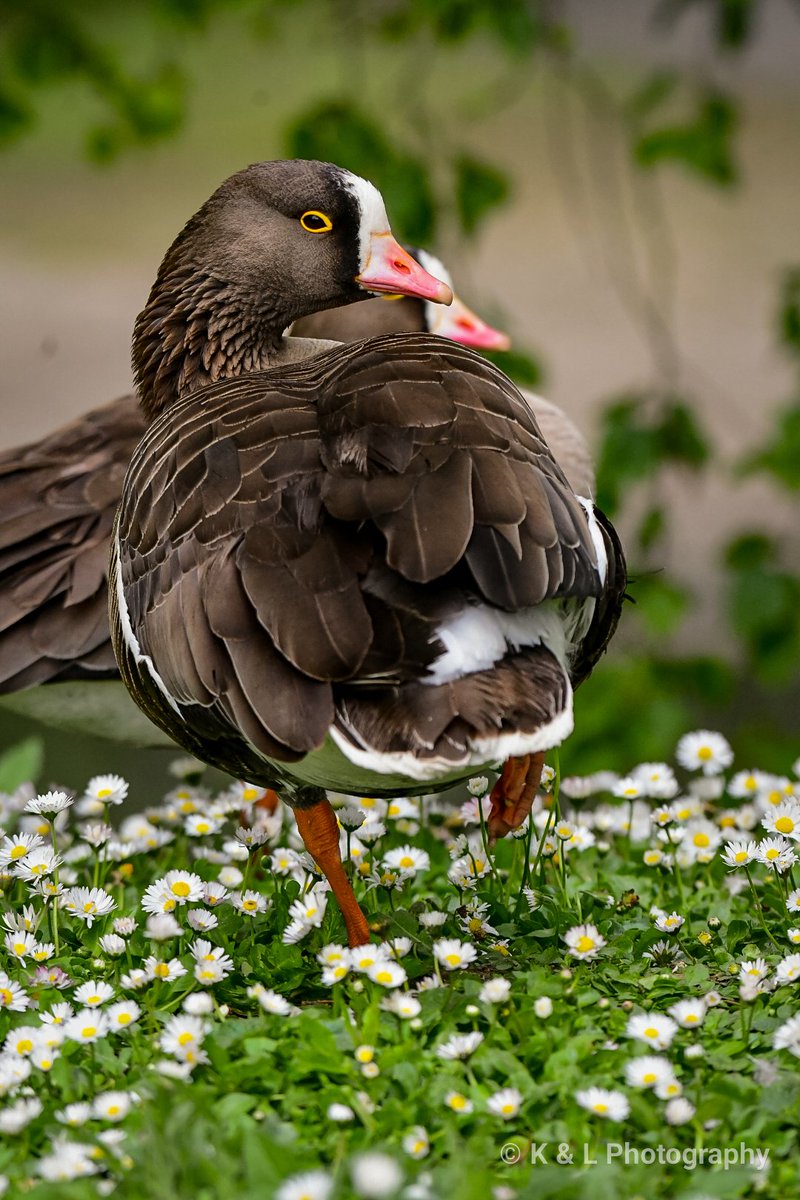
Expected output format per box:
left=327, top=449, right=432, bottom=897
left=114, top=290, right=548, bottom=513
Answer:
left=133, top=159, right=452, bottom=419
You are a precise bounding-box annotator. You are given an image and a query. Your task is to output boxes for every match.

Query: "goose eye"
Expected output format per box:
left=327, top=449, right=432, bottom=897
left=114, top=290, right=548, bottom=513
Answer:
left=300, top=210, right=333, bottom=233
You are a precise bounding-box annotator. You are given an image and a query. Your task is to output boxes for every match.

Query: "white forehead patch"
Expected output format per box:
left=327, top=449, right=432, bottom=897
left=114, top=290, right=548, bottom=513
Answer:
left=341, top=171, right=391, bottom=271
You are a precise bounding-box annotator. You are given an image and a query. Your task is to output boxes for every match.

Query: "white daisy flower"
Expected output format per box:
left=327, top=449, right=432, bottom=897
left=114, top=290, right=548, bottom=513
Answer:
left=287, top=889, right=326, bottom=927
left=275, top=1171, right=333, bottom=1200
left=145, top=956, right=188, bottom=983
left=366, top=960, right=407, bottom=988
left=613, top=777, right=643, bottom=800
left=675, top=730, right=733, bottom=776
left=327, top=1103, right=355, bottom=1122
left=788, top=928, right=800, bottom=945
left=776, top=954, right=800, bottom=984
left=3, top=1026, right=39, bottom=1057
left=86, top=773, right=129, bottom=805
left=163, top=870, right=205, bottom=905
left=643, top=848, right=664, bottom=866
left=479, top=977, right=511, bottom=1004
left=187, top=908, right=218, bottom=932
left=40, top=1001, right=73, bottom=1026
left=350, top=944, right=392, bottom=974
left=655, top=912, right=684, bottom=934
left=563, top=923, right=606, bottom=960
left=668, top=998, right=707, bottom=1028
left=626, top=1012, right=678, bottom=1049
left=92, top=1091, right=135, bottom=1121
left=145, top=913, right=183, bottom=941
left=64, top=1009, right=109, bottom=1043
left=402, top=1125, right=429, bottom=1159
left=665, top=1097, right=695, bottom=1125
left=382, top=845, right=430, bottom=873
left=106, top=1000, right=141, bottom=1030
left=721, top=840, right=758, bottom=868
left=534, top=996, right=553, bottom=1018
left=321, top=964, right=350, bottom=985
left=60, top=886, right=116, bottom=926
left=25, top=791, right=72, bottom=816
left=739, top=957, right=770, bottom=982
left=183, top=992, right=214, bottom=1015
left=185, top=813, right=223, bottom=837
left=486, top=1087, right=523, bottom=1120
left=4, top=930, right=36, bottom=959
left=418, top=910, right=448, bottom=929
left=0, top=832, right=44, bottom=867
left=233, top=889, right=269, bottom=917
left=56, top=1102, right=92, bottom=1126
left=436, top=1031, right=483, bottom=1060
left=350, top=1151, right=403, bottom=1198
left=763, top=803, right=800, bottom=841
left=444, top=1090, right=473, bottom=1113
left=74, top=981, right=115, bottom=1008
left=631, top=763, right=679, bottom=799
left=120, top=969, right=150, bottom=990
left=99, top=934, right=126, bottom=956
left=380, top=992, right=421, bottom=1019
left=576, top=1087, right=629, bottom=1120
left=624, top=1055, right=673, bottom=1088
left=0, top=1097, right=43, bottom=1134
left=247, top=984, right=298, bottom=1015
left=159, top=1013, right=209, bottom=1058
left=432, top=938, right=478, bottom=970
left=773, top=1013, right=800, bottom=1055
left=113, top=917, right=138, bottom=935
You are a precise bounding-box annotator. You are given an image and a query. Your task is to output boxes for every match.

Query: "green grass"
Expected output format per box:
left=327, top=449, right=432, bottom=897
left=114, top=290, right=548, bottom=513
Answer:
left=1, top=738, right=800, bottom=1198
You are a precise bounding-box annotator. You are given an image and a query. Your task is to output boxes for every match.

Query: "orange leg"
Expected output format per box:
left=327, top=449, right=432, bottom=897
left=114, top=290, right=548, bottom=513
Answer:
left=294, top=797, right=370, bottom=947
left=488, top=751, right=545, bottom=842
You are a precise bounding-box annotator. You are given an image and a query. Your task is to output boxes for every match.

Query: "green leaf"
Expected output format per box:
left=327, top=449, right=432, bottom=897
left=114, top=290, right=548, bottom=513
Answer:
left=634, top=91, right=738, bottom=185
left=0, top=736, right=43, bottom=792
left=482, top=346, right=544, bottom=388
left=632, top=573, right=691, bottom=636
left=453, top=154, right=510, bottom=237
left=740, top=400, right=800, bottom=490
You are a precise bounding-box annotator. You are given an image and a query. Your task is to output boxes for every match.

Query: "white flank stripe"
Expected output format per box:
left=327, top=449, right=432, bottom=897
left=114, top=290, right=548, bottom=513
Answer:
left=577, top=496, right=608, bottom=585
left=112, top=532, right=182, bottom=718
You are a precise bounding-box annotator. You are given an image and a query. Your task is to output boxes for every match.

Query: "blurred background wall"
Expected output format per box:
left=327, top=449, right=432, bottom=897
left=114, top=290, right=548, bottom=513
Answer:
left=1, top=0, right=798, bottom=790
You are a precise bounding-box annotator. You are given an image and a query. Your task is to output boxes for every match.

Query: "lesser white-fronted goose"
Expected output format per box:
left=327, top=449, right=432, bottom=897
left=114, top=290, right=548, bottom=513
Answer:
left=0, top=248, right=592, bottom=735
left=109, top=159, right=626, bottom=944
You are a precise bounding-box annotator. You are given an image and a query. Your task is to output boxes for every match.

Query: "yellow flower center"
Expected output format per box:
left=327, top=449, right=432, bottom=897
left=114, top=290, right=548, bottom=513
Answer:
left=82, top=1027, right=97, bottom=1038
left=374, top=970, right=393, bottom=984
left=195, top=822, right=210, bottom=833
left=697, top=746, right=713, bottom=761
left=593, top=1103, right=608, bottom=1113
left=108, top=1106, right=120, bottom=1116
left=154, top=963, right=170, bottom=978
left=735, top=851, right=748, bottom=862
left=177, top=1032, right=194, bottom=1046
left=83, top=902, right=96, bottom=913
left=360, top=797, right=376, bottom=808
left=171, top=881, right=190, bottom=897
left=501, top=1103, right=515, bottom=1114
left=117, top=1014, right=131, bottom=1025
left=16, top=1039, right=33, bottom=1054
left=693, top=833, right=710, bottom=847
left=12, top=942, right=27, bottom=955
left=720, top=815, right=736, bottom=827
left=87, top=995, right=100, bottom=1005
left=576, top=936, right=595, bottom=954
left=40, top=1058, right=52, bottom=1069
left=0, top=989, right=11, bottom=1005
left=643, top=1072, right=656, bottom=1084
left=242, top=788, right=258, bottom=802
left=399, top=856, right=414, bottom=868
left=10, top=846, right=27, bottom=860
left=450, top=1095, right=467, bottom=1110
left=684, top=1014, right=698, bottom=1024
left=445, top=954, right=462, bottom=966
left=776, top=817, right=794, bottom=834
left=643, top=1027, right=659, bottom=1039
left=244, top=899, right=257, bottom=911
left=766, top=848, right=780, bottom=860
left=97, top=789, right=112, bottom=799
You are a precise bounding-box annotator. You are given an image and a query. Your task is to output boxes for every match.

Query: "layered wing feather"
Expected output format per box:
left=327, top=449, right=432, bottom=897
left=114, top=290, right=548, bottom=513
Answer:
left=114, top=334, right=624, bottom=771
left=0, top=396, right=145, bottom=690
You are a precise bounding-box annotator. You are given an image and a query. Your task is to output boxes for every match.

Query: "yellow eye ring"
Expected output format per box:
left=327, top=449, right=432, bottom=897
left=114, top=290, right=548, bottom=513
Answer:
left=300, top=210, right=333, bottom=233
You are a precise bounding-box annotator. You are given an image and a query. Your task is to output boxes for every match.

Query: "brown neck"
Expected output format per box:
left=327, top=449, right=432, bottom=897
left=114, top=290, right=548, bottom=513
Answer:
left=132, top=261, right=289, bottom=422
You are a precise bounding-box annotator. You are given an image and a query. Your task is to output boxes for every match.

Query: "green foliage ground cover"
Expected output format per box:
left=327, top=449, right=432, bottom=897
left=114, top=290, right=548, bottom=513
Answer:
left=1, top=735, right=799, bottom=1198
